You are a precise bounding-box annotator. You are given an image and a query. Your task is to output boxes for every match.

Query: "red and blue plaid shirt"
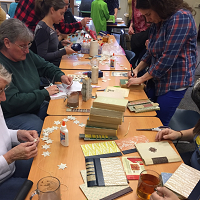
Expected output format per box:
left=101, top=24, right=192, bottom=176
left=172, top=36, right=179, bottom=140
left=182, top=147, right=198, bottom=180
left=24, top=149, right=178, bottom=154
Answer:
left=14, top=0, right=82, bottom=33
left=143, top=9, right=197, bottom=96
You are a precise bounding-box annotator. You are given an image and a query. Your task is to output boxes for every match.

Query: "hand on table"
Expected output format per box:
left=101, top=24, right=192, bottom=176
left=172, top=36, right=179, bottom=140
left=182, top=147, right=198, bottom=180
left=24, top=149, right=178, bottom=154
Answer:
left=126, top=77, right=142, bottom=87
left=155, top=128, right=181, bottom=142
left=150, top=187, right=179, bottom=200
left=61, top=75, right=73, bottom=87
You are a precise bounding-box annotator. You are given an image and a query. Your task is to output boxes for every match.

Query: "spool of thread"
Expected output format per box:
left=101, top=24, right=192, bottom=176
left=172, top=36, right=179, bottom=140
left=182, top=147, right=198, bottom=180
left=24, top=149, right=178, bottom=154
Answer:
left=89, top=40, right=98, bottom=57
left=91, top=65, right=99, bottom=84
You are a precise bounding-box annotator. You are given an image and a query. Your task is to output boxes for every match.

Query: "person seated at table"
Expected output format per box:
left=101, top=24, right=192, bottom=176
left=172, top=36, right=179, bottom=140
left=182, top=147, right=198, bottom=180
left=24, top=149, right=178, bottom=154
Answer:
left=14, top=0, right=91, bottom=33
left=126, top=0, right=197, bottom=126
left=8, top=0, right=19, bottom=18
left=150, top=187, right=179, bottom=200
left=0, top=5, right=6, bottom=25
left=33, top=0, right=75, bottom=67
left=64, top=0, right=77, bottom=24
left=0, top=18, right=73, bottom=135
left=91, top=0, right=110, bottom=34
left=0, top=64, right=39, bottom=200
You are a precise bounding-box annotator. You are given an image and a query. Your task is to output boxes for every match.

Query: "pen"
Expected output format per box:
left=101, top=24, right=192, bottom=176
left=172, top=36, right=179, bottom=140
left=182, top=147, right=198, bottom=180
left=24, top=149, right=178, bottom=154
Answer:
left=130, top=64, right=134, bottom=77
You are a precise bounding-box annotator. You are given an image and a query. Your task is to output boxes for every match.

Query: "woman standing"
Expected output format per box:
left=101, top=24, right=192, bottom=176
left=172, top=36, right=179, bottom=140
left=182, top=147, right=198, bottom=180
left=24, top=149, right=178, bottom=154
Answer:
left=127, top=0, right=197, bottom=126
left=33, top=0, right=75, bottom=67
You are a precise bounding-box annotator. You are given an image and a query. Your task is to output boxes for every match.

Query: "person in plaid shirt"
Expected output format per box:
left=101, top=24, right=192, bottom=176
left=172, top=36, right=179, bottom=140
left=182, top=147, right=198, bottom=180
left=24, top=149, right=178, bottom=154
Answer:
left=14, top=0, right=90, bottom=33
left=127, top=0, right=197, bottom=126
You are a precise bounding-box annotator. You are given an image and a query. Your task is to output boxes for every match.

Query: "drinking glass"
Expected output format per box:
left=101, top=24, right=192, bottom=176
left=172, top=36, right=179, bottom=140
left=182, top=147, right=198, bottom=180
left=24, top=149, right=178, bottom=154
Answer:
left=137, top=170, right=161, bottom=200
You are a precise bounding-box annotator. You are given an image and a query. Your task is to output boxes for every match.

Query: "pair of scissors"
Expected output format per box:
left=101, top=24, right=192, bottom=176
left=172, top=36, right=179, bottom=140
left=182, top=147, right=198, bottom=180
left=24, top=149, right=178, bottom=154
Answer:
left=136, top=126, right=170, bottom=132
left=46, top=75, right=55, bottom=86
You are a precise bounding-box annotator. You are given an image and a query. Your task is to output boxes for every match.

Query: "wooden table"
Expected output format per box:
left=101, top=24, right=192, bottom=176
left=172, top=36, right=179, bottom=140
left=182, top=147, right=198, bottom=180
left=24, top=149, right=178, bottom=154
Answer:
left=59, top=35, right=130, bottom=71
left=26, top=116, right=182, bottom=200
left=47, top=71, right=156, bottom=117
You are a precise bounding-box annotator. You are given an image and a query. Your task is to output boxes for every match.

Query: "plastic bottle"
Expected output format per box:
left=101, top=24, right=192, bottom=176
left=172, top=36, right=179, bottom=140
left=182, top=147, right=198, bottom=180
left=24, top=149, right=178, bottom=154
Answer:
left=110, top=53, right=116, bottom=68
left=60, top=121, right=69, bottom=146
left=81, top=41, right=87, bottom=54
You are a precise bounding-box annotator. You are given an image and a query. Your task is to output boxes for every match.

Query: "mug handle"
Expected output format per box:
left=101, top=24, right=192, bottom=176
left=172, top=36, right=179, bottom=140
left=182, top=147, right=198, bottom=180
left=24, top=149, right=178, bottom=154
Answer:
left=30, top=190, right=38, bottom=200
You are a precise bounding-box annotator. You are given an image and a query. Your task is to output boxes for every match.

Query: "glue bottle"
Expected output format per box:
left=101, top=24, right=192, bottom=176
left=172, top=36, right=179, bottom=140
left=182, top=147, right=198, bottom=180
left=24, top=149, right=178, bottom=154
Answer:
left=110, top=53, right=116, bottom=68
left=60, top=121, right=69, bottom=146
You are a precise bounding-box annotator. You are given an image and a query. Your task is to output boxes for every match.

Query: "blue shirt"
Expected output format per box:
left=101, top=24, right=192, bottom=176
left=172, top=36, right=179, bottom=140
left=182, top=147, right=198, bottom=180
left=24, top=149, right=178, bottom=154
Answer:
left=142, top=9, right=197, bottom=96
left=104, top=0, right=119, bottom=15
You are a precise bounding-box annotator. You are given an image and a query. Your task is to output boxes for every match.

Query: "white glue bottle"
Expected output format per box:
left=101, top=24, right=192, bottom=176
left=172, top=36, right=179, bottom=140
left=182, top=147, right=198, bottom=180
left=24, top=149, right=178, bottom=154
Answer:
left=60, top=121, right=69, bottom=146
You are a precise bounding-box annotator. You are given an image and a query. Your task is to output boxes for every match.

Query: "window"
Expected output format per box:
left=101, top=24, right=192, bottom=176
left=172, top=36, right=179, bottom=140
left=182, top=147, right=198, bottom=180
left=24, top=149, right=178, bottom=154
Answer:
left=74, top=0, right=81, bottom=5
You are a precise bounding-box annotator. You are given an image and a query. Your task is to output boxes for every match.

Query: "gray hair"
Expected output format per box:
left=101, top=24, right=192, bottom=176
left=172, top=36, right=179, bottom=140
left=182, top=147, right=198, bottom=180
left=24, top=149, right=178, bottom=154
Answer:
left=0, top=18, right=33, bottom=50
left=0, top=64, right=12, bottom=84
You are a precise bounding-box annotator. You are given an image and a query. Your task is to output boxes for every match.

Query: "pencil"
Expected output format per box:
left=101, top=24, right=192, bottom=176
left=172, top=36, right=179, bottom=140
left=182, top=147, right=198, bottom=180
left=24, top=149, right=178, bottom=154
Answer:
left=131, top=66, right=134, bottom=77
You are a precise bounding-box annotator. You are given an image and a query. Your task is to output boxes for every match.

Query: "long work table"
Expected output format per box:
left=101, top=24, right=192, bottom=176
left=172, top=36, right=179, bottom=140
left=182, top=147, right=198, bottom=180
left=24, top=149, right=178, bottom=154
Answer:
left=25, top=116, right=182, bottom=200
left=47, top=70, right=156, bottom=117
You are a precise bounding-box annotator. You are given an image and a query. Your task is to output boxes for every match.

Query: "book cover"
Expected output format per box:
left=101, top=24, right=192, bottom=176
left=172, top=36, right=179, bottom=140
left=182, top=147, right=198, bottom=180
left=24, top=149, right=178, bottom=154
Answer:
left=81, top=141, right=122, bottom=159
left=105, top=86, right=130, bottom=98
left=93, top=96, right=128, bottom=112
left=79, top=170, right=132, bottom=200
left=120, top=79, right=144, bottom=90
left=85, top=157, right=128, bottom=187
left=85, top=126, right=117, bottom=136
left=96, top=91, right=124, bottom=99
left=115, top=135, right=149, bottom=154
left=87, top=119, right=119, bottom=130
left=122, top=157, right=145, bottom=180
left=165, top=163, right=200, bottom=200
left=79, top=134, right=118, bottom=141
left=135, top=141, right=182, bottom=165
left=89, top=107, right=123, bottom=125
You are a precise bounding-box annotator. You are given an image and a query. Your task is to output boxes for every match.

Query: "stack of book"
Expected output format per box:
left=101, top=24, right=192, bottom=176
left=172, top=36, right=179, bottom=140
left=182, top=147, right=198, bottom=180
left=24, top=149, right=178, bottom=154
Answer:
left=84, top=96, right=128, bottom=139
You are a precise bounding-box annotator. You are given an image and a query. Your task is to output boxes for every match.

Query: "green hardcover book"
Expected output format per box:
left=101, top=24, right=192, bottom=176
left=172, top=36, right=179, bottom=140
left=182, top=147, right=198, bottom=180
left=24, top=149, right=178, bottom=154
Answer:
left=120, top=79, right=145, bottom=89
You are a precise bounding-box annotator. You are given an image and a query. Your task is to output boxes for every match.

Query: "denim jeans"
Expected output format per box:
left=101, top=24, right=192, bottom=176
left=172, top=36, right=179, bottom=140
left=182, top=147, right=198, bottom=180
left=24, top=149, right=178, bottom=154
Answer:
left=0, top=158, right=33, bottom=200
left=5, top=101, right=49, bottom=136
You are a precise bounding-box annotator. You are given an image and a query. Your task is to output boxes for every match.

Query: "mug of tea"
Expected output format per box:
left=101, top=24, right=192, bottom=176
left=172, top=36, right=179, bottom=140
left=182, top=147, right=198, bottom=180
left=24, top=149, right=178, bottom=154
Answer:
left=66, top=91, right=79, bottom=108
left=30, top=176, right=61, bottom=200
left=137, top=170, right=161, bottom=200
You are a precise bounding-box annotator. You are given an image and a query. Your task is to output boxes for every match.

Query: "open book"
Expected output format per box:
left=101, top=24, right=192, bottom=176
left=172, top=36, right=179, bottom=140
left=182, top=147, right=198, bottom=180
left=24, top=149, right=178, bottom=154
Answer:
left=49, top=81, right=82, bottom=100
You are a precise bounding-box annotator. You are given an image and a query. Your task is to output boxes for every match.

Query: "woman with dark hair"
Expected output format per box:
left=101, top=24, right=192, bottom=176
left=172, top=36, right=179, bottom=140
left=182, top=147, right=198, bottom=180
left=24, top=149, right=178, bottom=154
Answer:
left=33, top=0, right=75, bottom=67
left=127, top=0, right=197, bottom=126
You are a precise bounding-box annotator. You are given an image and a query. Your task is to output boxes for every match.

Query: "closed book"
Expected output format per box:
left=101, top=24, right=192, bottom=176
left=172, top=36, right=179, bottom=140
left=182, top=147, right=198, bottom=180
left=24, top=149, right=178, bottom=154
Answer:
left=89, top=107, right=123, bottom=125
left=85, top=126, right=117, bottom=136
left=105, top=86, right=129, bottom=98
left=93, top=96, right=128, bottom=112
left=87, top=119, right=119, bottom=129
left=96, top=91, right=124, bottom=99
left=120, top=79, right=144, bottom=90
left=135, top=141, right=182, bottom=165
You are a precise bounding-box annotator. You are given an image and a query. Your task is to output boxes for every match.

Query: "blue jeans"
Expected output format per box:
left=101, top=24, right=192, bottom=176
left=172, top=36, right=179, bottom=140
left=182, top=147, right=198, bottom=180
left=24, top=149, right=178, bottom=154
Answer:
left=0, top=158, right=33, bottom=200
left=5, top=101, right=49, bottom=136
left=146, top=83, right=186, bottom=126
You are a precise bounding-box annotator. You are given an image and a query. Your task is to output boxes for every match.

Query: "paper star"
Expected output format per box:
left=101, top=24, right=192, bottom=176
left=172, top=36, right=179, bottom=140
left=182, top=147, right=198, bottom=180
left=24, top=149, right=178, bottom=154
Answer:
left=45, top=139, right=53, bottom=144
left=34, top=138, right=38, bottom=143
left=41, top=136, right=49, bottom=141
left=79, top=123, right=85, bottom=127
left=62, top=118, right=69, bottom=122
left=42, top=144, right=50, bottom=150
left=52, top=126, right=59, bottom=130
left=102, top=80, right=107, bottom=82
left=74, top=120, right=80, bottom=124
left=58, top=163, right=67, bottom=170
left=42, top=151, right=50, bottom=157
left=67, top=116, right=76, bottom=120
left=54, top=120, right=61, bottom=125
left=43, top=132, right=49, bottom=137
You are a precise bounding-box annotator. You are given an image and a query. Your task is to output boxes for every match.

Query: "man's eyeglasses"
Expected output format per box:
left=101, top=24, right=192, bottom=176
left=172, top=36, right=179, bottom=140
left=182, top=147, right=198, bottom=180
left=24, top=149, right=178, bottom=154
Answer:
left=14, top=42, right=32, bottom=51
left=66, top=3, right=70, bottom=6
left=0, top=85, right=9, bottom=94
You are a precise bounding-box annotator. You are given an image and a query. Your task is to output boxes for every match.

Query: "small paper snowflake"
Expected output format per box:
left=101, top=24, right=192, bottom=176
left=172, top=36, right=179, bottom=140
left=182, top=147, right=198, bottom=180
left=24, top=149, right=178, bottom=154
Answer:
left=54, top=120, right=61, bottom=125
left=42, top=151, right=51, bottom=157
left=42, top=144, right=50, bottom=150
left=74, top=120, right=80, bottom=124
left=45, top=139, right=53, bottom=144
left=58, top=163, right=67, bottom=170
left=79, top=123, right=86, bottom=128
left=41, top=136, right=49, bottom=141
left=62, top=118, right=69, bottom=122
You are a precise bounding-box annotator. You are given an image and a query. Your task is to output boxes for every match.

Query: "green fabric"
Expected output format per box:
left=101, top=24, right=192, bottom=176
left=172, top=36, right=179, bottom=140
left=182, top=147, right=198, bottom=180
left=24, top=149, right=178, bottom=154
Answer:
left=0, top=50, right=65, bottom=118
left=91, top=0, right=110, bottom=34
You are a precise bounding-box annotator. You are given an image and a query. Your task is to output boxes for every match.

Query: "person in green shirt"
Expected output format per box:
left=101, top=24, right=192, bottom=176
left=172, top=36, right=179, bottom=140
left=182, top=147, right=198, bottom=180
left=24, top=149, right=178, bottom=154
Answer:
left=91, top=0, right=110, bottom=34
left=0, top=18, right=73, bottom=135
